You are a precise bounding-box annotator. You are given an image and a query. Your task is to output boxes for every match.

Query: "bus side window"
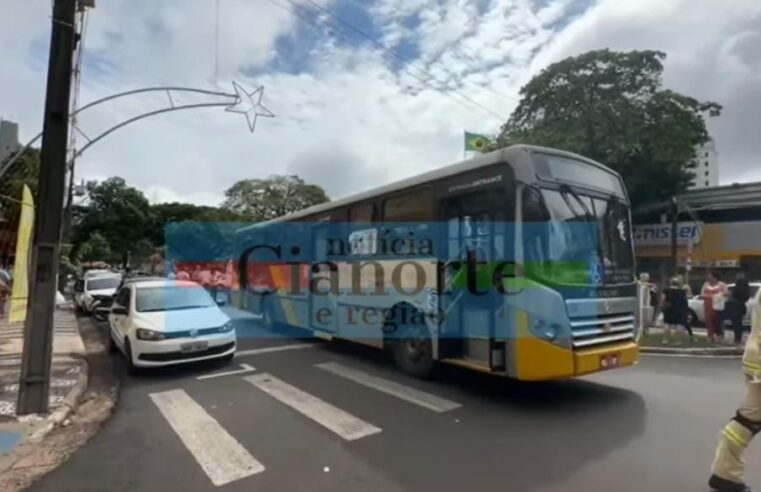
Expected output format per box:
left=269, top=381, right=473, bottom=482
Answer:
left=382, top=188, right=434, bottom=257
left=522, top=187, right=549, bottom=262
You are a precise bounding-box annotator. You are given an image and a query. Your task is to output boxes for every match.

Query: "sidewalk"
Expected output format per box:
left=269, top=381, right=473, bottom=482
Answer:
left=0, top=306, right=87, bottom=456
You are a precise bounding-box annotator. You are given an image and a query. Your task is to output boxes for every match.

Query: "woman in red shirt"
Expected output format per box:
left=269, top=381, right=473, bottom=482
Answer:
left=702, top=270, right=727, bottom=343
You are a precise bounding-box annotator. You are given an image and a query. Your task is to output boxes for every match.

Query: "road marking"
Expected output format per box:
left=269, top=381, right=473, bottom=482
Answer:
left=197, top=363, right=256, bottom=380
left=149, top=389, right=264, bottom=486
left=234, top=343, right=315, bottom=358
left=244, top=373, right=381, bottom=441
left=316, top=362, right=461, bottom=412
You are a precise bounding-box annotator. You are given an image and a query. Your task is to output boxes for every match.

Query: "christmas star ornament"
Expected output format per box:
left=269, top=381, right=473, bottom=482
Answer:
left=226, top=81, right=275, bottom=132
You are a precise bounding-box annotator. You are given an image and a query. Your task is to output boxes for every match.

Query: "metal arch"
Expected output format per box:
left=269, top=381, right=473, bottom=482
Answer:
left=74, top=86, right=234, bottom=115
left=0, top=86, right=237, bottom=179
left=68, top=101, right=232, bottom=163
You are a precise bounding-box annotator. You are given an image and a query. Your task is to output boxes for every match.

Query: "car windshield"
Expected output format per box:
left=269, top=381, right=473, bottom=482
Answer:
left=86, top=277, right=121, bottom=291
left=135, top=285, right=215, bottom=313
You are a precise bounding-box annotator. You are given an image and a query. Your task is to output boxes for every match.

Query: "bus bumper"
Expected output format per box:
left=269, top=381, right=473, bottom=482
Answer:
left=573, top=341, right=639, bottom=376
left=513, top=338, right=639, bottom=380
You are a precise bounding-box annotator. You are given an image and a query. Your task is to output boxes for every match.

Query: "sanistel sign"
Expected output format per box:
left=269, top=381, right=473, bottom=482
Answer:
left=633, top=222, right=702, bottom=246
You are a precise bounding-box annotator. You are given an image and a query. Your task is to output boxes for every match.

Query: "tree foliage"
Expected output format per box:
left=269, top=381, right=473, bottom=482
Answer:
left=3, top=147, right=41, bottom=200
left=497, top=49, right=722, bottom=208
left=77, top=231, right=112, bottom=263
left=147, top=202, right=242, bottom=246
left=69, top=174, right=325, bottom=267
left=72, top=177, right=152, bottom=263
left=222, top=175, right=330, bottom=221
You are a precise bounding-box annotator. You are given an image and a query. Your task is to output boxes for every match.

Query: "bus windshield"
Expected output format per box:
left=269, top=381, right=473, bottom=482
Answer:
left=523, top=186, right=634, bottom=285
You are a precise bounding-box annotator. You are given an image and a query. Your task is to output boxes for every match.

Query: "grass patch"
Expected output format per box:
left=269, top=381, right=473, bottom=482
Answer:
left=640, top=332, right=738, bottom=348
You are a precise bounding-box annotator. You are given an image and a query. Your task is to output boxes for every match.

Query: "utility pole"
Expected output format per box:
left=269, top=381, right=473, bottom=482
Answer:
left=17, top=0, right=78, bottom=415
left=670, top=196, right=679, bottom=280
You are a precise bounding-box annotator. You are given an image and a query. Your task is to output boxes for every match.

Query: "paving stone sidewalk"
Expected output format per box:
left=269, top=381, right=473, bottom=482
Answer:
left=0, top=307, right=87, bottom=456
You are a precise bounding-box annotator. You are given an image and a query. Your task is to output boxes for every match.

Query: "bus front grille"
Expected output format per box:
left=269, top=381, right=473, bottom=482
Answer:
left=569, top=313, right=635, bottom=348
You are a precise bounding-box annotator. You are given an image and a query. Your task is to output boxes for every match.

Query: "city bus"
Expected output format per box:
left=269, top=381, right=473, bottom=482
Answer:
left=234, top=145, right=640, bottom=380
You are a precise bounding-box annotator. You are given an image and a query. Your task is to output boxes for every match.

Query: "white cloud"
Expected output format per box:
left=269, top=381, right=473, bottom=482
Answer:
left=1, top=0, right=759, bottom=209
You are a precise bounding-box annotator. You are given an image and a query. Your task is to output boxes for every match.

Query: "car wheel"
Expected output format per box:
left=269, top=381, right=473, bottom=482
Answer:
left=92, top=305, right=108, bottom=322
left=219, top=353, right=235, bottom=366
left=392, top=322, right=434, bottom=379
left=124, top=339, right=138, bottom=375
left=687, top=309, right=701, bottom=327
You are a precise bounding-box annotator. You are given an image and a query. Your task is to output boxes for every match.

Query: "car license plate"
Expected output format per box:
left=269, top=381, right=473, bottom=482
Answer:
left=181, top=341, right=208, bottom=353
left=600, top=353, right=620, bottom=370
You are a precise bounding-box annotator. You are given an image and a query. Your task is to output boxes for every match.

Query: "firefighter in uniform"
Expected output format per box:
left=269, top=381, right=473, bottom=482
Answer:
left=710, top=287, right=761, bottom=492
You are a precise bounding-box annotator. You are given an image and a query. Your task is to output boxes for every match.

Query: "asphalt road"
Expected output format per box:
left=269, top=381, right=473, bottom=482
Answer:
left=31, top=309, right=761, bottom=492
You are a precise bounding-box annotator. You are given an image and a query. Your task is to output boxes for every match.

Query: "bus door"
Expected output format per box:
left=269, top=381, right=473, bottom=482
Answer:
left=310, top=224, right=339, bottom=334
left=439, top=193, right=506, bottom=369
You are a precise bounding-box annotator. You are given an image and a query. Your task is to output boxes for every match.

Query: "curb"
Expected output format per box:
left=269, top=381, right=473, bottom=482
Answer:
left=28, top=357, right=89, bottom=443
left=640, top=345, right=744, bottom=357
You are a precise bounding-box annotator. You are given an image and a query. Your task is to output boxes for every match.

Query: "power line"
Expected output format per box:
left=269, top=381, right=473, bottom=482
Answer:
left=305, top=0, right=520, bottom=103
left=299, top=0, right=509, bottom=120
left=265, top=0, right=508, bottom=122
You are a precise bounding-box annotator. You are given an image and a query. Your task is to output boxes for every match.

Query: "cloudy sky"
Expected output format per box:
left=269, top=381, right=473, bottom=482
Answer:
left=2, top=0, right=760, bottom=205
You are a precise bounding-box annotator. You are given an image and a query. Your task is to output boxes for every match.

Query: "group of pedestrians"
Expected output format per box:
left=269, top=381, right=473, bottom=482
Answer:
left=170, top=264, right=233, bottom=301
left=645, top=270, right=751, bottom=345
left=700, top=271, right=751, bottom=344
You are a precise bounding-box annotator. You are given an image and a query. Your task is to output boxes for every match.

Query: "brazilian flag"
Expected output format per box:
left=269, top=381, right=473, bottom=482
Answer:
left=464, top=131, right=490, bottom=153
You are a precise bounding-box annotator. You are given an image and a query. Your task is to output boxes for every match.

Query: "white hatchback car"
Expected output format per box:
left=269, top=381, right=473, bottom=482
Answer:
left=108, top=279, right=236, bottom=372
left=74, top=274, right=122, bottom=314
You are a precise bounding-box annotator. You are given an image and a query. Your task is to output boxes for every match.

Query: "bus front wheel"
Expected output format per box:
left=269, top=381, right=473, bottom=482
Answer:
left=392, top=323, right=434, bottom=379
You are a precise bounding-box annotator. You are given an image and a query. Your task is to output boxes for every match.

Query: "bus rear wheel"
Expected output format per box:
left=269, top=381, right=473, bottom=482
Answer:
left=392, top=323, right=434, bottom=379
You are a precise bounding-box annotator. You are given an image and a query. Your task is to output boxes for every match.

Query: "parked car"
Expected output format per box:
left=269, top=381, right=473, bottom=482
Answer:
left=687, top=282, right=759, bottom=328
left=83, top=269, right=111, bottom=280
left=107, top=279, right=236, bottom=372
left=74, top=273, right=122, bottom=314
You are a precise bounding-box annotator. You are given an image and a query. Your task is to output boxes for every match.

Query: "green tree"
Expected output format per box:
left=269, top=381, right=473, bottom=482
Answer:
left=497, top=49, right=721, bottom=208
left=222, top=175, right=330, bottom=221
left=2, top=147, right=41, bottom=200
left=77, top=231, right=112, bottom=263
left=148, top=202, right=243, bottom=245
left=73, top=177, right=152, bottom=264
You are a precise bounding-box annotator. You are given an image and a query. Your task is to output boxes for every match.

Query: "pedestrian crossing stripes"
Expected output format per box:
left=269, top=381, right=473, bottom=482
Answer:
left=149, top=360, right=465, bottom=485
left=316, top=362, right=462, bottom=413
left=244, top=372, right=382, bottom=441
left=149, top=389, right=265, bottom=487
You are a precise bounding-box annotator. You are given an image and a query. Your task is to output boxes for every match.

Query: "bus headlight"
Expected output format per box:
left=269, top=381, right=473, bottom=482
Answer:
left=532, top=319, right=559, bottom=342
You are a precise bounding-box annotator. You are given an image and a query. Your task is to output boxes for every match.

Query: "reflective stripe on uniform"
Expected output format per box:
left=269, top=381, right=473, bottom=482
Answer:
left=742, top=360, right=761, bottom=378
left=723, top=425, right=749, bottom=448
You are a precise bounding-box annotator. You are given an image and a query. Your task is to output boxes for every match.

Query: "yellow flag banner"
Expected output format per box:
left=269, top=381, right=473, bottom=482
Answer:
left=9, top=185, right=35, bottom=324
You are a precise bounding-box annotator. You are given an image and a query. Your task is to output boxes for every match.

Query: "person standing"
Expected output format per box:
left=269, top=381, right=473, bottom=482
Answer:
left=662, top=276, right=690, bottom=343
left=727, top=273, right=751, bottom=345
left=703, top=271, right=728, bottom=343
left=0, top=275, right=9, bottom=316
left=708, top=287, right=761, bottom=492
left=638, top=273, right=655, bottom=334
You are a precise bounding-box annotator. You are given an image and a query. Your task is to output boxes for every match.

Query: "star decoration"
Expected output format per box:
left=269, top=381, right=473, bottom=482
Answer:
left=225, top=81, right=275, bottom=132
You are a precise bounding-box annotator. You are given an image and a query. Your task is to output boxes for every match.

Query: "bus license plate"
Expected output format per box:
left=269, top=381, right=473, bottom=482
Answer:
left=181, top=341, right=208, bottom=353
left=600, top=353, right=620, bottom=369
